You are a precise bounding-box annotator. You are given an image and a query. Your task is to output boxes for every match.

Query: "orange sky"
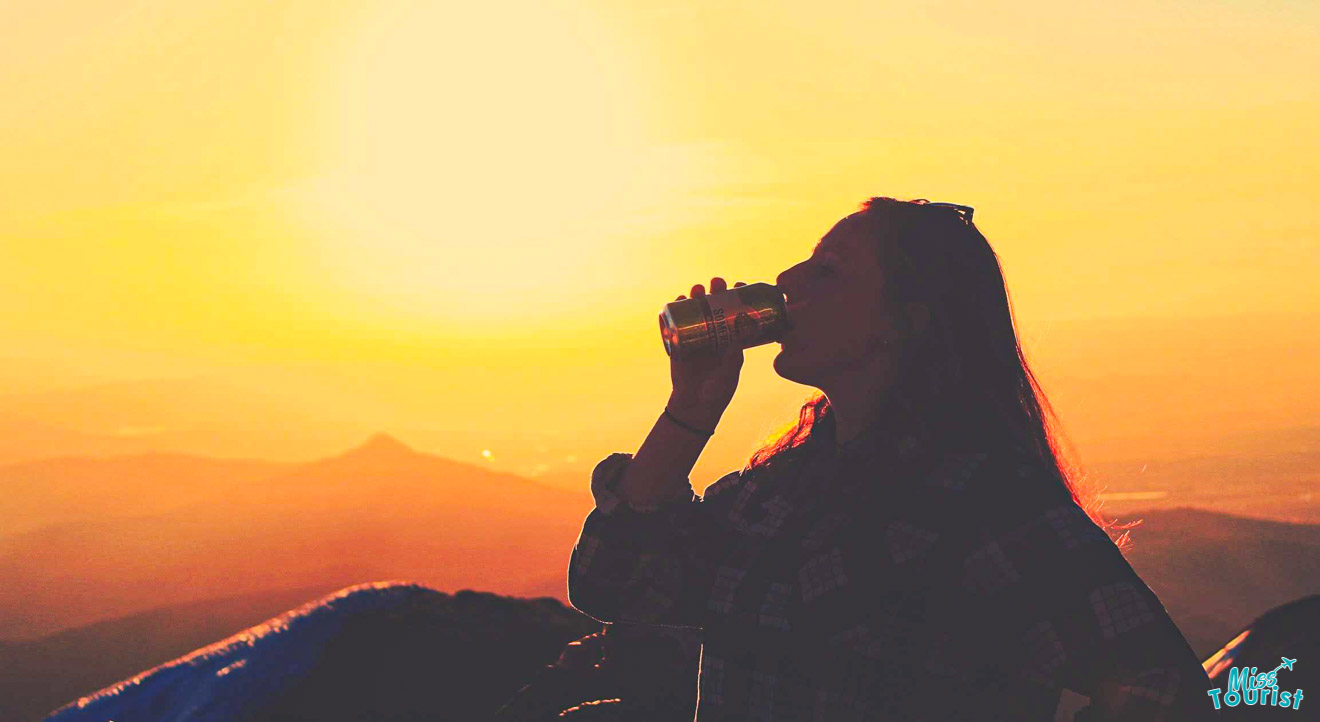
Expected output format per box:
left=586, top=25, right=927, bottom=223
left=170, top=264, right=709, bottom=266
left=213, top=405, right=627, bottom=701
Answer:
left=0, top=0, right=1316, bottom=483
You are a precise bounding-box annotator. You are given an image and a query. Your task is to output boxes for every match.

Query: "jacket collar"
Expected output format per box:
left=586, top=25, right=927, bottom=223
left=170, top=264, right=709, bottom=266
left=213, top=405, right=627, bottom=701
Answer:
left=823, top=411, right=929, bottom=467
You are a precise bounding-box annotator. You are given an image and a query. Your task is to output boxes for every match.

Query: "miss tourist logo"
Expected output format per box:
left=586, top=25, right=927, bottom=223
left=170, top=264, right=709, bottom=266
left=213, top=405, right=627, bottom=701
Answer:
left=1207, top=657, right=1304, bottom=711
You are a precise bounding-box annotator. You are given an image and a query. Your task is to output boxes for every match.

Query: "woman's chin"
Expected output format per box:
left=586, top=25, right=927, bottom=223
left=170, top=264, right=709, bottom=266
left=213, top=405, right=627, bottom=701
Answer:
left=772, top=346, right=811, bottom=383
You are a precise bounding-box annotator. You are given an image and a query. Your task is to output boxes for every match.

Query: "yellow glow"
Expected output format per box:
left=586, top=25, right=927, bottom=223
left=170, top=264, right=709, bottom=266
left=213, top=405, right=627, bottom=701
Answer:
left=289, top=0, right=723, bottom=332
left=0, top=0, right=1315, bottom=483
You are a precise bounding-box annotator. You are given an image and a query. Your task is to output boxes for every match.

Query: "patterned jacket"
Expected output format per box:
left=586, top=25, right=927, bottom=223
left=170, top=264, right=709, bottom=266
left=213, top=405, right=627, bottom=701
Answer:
left=567, top=421, right=1221, bottom=721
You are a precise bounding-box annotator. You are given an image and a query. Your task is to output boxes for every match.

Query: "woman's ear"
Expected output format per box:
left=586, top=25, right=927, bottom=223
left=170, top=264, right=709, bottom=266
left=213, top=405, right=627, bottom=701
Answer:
left=904, top=302, right=930, bottom=337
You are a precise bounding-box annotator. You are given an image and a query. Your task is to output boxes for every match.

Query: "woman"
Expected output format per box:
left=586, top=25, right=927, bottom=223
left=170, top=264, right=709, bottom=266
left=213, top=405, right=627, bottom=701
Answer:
left=567, top=197, right=1218, bottom=721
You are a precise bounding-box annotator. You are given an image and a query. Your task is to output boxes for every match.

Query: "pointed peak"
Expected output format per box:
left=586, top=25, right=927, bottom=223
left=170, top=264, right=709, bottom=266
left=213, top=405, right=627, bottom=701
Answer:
left=345, top=433, right=419, bottom=459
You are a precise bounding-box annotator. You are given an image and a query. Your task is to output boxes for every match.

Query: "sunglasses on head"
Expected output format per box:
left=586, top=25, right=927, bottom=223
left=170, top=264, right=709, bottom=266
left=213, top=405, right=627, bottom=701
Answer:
left=919, top=201, right=974, bottom=223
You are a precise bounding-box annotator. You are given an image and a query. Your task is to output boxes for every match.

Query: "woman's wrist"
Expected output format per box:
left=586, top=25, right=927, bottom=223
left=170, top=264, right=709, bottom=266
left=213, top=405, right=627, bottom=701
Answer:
left=614, top=405, right=711, bottom=508
left=665, top=395, right=725, bottom=433
left=662, top=406, right=714, bottom=437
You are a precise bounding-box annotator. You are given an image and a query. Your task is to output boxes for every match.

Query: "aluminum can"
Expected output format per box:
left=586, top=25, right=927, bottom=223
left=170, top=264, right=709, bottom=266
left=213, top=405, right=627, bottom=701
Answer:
left=659, top=282, right=788, bottom=357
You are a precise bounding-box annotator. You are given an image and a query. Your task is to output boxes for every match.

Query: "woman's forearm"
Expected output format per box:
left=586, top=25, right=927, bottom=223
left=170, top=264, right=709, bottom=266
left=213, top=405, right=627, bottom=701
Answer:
left=615, top=397, right=723, bottom=508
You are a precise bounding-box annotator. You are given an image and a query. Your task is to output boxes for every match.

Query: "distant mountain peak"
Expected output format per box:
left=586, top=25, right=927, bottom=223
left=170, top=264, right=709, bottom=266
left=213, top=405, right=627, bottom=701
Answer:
left=344, top=433, right=419, bottom=460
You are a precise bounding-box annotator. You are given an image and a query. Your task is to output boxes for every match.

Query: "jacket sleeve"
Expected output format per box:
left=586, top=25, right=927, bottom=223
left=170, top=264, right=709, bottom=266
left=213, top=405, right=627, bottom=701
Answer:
left=566, top=451, right=745, bottom=629
left=988, top=499, right=1223, bottom=721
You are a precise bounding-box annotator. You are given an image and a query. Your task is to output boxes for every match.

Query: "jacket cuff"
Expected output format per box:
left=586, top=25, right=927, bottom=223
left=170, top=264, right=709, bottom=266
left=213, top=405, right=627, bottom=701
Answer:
left=591, top=452, right=698, bottom=515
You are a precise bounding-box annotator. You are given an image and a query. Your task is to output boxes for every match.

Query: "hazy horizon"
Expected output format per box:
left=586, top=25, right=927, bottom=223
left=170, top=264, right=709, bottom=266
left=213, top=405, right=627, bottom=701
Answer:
left=1, top=309, right=1314, bottom=493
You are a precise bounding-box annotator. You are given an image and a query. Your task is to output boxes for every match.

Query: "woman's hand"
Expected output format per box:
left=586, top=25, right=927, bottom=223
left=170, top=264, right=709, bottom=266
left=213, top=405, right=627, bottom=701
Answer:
left=667, top=277, right=746, bottom=431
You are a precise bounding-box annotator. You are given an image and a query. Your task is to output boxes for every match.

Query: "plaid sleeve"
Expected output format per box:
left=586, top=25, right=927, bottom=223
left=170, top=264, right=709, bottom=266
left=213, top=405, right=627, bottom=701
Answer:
left=979, top=495, right=1223, bottom=721
left=567, top=452, right=744, bottom=629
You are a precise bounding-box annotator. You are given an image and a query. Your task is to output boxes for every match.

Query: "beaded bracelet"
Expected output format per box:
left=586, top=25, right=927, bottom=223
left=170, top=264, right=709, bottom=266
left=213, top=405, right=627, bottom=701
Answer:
left=661, top=406, right=715, bottom=437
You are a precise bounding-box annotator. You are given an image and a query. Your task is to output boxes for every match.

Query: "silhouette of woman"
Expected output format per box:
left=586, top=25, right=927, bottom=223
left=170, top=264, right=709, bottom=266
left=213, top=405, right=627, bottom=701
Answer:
left=567, top=197, right=1220, bottom=721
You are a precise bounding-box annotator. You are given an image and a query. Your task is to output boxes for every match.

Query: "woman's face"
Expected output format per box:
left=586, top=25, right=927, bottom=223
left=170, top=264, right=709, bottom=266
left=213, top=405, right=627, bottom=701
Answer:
left=773, top=212, right=910, bottom=387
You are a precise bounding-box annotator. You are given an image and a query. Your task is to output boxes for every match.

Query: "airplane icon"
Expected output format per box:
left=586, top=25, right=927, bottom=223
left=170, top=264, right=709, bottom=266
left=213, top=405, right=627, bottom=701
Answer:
left=1280, top=657, right=1296, bottom=671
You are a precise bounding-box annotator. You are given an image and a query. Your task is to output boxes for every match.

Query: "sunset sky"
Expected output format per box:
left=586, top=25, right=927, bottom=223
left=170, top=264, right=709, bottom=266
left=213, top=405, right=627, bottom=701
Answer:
left=1, top=0, right=1316, bottom=485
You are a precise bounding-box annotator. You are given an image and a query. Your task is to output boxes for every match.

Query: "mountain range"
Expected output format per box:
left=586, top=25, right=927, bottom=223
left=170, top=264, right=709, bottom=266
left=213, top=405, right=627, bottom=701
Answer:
left=2, top=432, right=1317, bottom=721
left=0, top=434, right=591, bottom=641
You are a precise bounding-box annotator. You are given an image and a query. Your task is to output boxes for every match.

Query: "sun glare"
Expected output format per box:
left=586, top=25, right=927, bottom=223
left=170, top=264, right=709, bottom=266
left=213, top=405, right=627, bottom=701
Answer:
left=300, top=1, right=689, bottom=329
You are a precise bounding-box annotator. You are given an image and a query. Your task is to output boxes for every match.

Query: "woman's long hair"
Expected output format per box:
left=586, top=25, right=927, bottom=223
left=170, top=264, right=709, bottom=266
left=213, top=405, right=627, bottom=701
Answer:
left=745, top=196, right=1135, bottom=550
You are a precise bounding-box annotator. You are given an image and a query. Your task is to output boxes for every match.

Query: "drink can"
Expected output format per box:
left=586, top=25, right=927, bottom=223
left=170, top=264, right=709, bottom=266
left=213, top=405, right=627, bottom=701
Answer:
left=659, top=282, right=789, bottom=357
